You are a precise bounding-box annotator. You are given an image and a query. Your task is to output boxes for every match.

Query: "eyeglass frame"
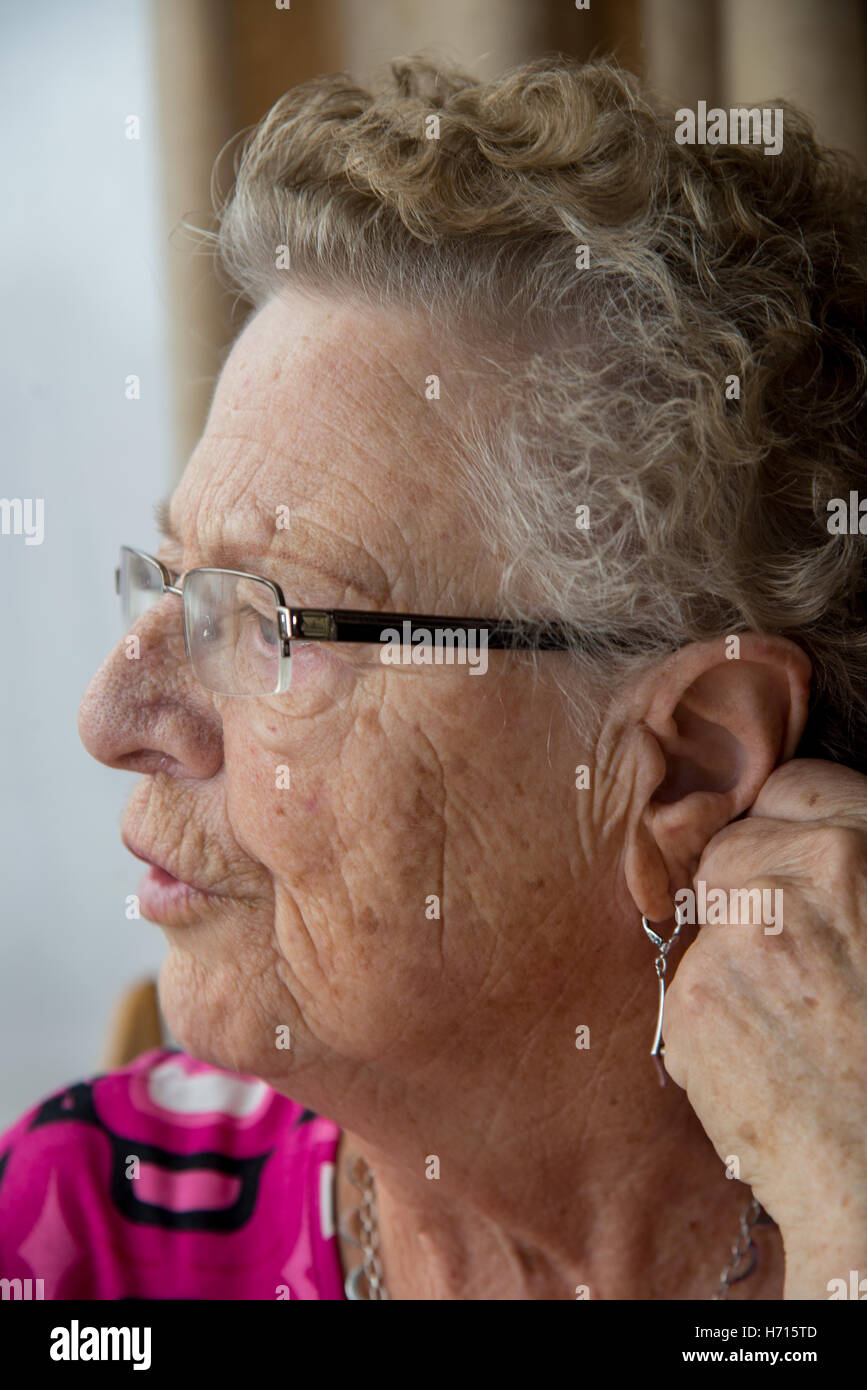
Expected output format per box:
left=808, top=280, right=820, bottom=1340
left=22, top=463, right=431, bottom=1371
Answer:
left=115, top=543, right=646, bottom=695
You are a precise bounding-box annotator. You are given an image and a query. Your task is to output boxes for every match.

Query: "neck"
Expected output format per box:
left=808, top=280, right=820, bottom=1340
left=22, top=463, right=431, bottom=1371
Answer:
left=333, top=973, right=784, bottom=1300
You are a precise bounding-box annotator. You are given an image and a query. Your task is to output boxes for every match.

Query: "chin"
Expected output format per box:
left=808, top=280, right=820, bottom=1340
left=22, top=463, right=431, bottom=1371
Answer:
left=156, top=956, right=261, bottom=1077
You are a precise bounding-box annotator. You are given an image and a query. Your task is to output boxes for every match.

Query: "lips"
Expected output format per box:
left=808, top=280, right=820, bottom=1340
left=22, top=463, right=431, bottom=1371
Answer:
left=122, top=839, right=217, bottom=897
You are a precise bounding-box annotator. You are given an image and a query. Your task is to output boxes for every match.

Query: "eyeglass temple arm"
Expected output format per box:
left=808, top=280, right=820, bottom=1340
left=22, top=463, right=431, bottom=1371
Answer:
left=292, top=609, right=582, bottom=651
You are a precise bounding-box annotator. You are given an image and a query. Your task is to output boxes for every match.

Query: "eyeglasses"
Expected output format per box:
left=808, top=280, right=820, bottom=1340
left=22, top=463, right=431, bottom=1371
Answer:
left=116, top=545, right=638, bottom=698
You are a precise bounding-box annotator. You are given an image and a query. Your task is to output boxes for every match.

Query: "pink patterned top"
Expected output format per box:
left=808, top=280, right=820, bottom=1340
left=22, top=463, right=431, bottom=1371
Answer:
left=0, top=1047, right=346, bottom=1299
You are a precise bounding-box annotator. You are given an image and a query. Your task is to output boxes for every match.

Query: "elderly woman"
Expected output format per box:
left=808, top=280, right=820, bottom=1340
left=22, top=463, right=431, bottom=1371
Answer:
left=2, top=54, right=866, bottom=1303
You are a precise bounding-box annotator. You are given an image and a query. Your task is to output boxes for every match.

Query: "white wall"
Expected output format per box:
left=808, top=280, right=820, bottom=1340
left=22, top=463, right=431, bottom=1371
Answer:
left=0, top=0, right=174, bottom=1128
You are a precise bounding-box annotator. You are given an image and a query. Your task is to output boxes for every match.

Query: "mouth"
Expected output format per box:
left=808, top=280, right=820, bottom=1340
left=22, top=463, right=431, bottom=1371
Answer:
left=123, top=839, right=223, bottom=926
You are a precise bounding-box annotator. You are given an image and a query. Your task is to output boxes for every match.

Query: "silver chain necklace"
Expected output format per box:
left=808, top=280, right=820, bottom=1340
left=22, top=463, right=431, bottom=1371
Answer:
left=340, top=1155, right=769, bottom=1300
left=341, top=1154, right=389, bottom=1300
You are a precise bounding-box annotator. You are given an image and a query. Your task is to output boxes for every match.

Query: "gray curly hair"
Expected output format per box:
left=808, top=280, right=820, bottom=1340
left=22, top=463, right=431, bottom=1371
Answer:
left=205, top=53, right=867, bottom=769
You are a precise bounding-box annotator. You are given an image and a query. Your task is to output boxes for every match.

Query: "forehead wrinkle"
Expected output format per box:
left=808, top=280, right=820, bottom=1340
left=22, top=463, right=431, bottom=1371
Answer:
left=276, top=513, right=390, bottom=604
left=159, top=491, right=389, bottom=605
left=196, top=401, right=396, bottom=604
left=170, top=295, right=457, bottom=606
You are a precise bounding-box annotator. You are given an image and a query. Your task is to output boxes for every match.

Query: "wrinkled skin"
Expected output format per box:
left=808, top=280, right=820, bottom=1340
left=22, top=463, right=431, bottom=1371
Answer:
left=79, top=290, right=867, bottom=1299
left=663, top=759, right=867, bottom=1297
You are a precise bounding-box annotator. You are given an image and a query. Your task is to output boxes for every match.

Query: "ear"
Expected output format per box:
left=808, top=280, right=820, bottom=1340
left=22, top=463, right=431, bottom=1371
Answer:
left=622, top=634, right=811, bottom=923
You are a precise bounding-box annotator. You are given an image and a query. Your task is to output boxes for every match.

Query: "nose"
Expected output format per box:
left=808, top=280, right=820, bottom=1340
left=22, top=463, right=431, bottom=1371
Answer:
left=78, top=592, right=223, bottom=779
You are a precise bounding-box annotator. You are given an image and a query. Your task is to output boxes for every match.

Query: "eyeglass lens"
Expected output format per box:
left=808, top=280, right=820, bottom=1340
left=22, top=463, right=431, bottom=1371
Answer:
left=184, top=570, right=286, bottom=697
left=118, top=549, right=289, bottom=697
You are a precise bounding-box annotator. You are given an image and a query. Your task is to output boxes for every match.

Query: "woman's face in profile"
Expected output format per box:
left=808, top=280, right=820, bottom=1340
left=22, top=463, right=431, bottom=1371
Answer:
left=77, top=289, right=593, bottom=1098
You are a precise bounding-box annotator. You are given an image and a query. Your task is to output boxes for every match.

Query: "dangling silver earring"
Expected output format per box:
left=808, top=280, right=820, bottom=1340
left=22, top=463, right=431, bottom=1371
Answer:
left=642, top=901, right=688, bottom=1088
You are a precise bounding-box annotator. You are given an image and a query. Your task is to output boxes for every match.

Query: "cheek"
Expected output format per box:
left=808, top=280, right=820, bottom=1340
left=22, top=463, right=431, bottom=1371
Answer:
left=220, top=700, right=448, bottom=910
left=220, top=714, right=324, bottom=884
left=218, top=671, right=571, bottom=949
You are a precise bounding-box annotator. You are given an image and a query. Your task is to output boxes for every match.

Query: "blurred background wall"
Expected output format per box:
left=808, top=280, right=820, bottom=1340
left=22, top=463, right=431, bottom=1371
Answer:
left=0, top=0, right=173, bottom=1126
left=2, top=0, right=865, bottom=1124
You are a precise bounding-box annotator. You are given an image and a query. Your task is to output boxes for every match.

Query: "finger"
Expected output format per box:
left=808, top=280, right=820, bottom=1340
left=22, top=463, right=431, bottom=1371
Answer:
left=693, top=814, right=810, bottom=892
left=748, top=758, right=867, bottom=826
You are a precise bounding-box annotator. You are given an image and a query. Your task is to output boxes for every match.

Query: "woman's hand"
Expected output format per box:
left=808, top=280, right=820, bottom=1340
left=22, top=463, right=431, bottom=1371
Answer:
left=662, top=758, right=867, bottom=1299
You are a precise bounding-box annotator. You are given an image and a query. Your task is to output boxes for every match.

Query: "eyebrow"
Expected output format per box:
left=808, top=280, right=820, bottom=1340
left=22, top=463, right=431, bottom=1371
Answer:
left=154, top=497, right=179, bottom=545
left=152, top=495, right=387, bottom=604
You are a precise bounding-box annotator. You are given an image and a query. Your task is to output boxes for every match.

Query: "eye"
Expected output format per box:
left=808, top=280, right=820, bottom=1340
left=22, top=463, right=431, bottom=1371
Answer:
left=257, top=611, right=279, bottom=648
